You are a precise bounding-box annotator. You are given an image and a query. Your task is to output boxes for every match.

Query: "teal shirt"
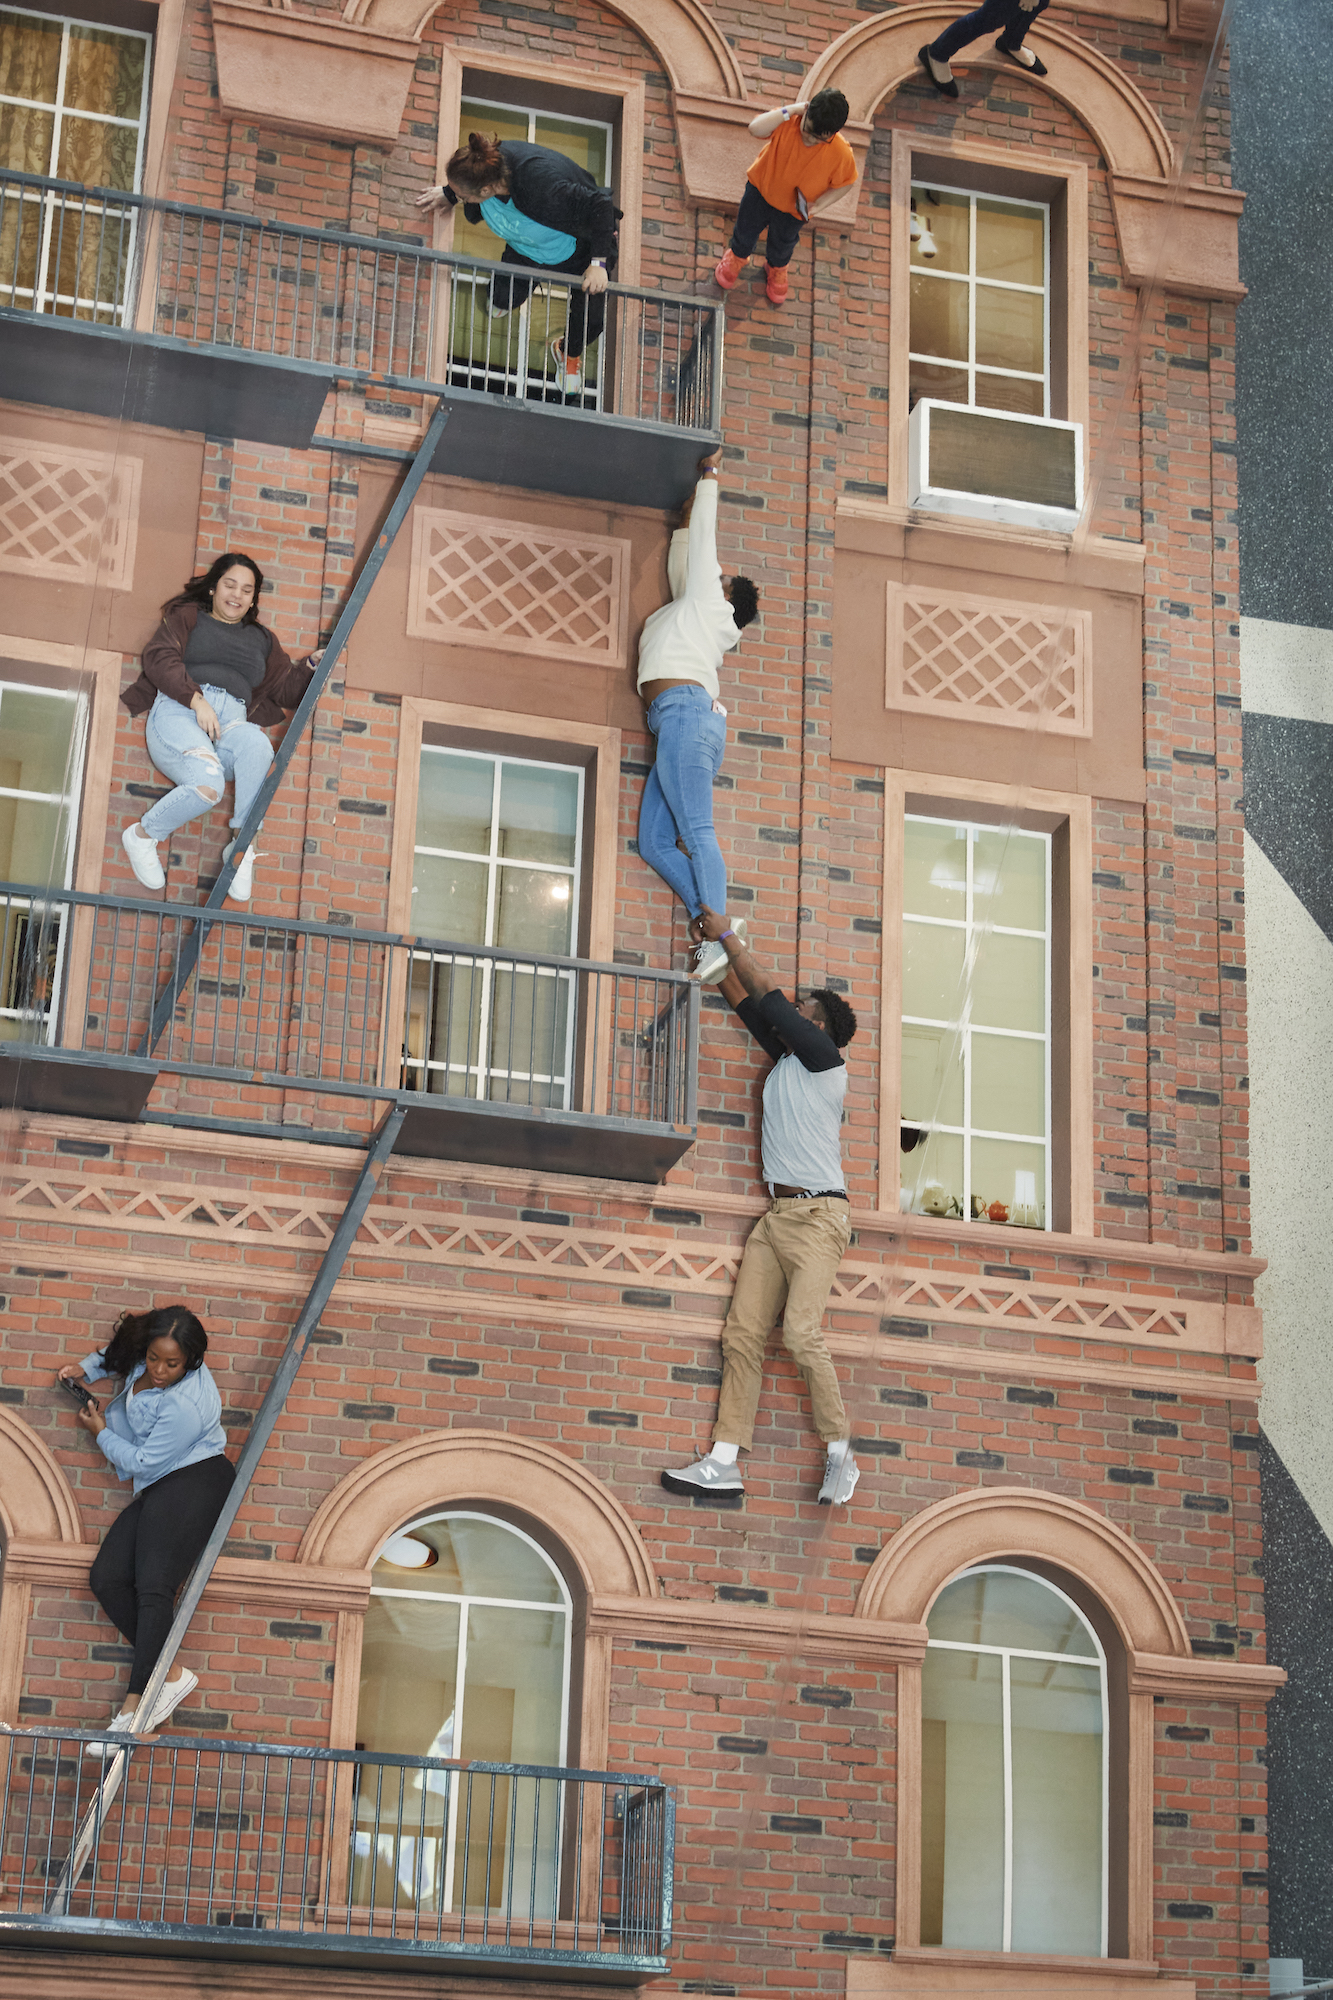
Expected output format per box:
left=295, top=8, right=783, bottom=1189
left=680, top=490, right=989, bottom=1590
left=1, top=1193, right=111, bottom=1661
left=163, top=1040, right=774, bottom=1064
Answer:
left=479, top=195, right=577, bottom=266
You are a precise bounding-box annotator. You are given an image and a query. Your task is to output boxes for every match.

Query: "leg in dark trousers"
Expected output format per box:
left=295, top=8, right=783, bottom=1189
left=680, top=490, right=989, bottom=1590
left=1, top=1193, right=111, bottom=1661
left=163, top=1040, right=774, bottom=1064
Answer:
left=928, top=0, right=1049, bottom=63
left=89, top=1455, right=235, bottom=1694
left=495, top=244, right=614, bottom=359
left=730, top=183, right=804, bottom=269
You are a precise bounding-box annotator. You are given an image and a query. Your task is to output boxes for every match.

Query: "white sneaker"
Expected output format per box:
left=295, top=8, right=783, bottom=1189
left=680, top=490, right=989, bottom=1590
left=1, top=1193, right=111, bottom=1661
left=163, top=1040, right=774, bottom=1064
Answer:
left=222, top=841, right=257, bottom=903
left=121, top=824, right=165, bottom=891
left=148, top=1668, right=198, bottom=1730
left=817, top=1447, right=861, bottom=1507
left=691, top=915, right=746, bottom=984
left=86, top=1708, right=136, bottom=1760
left=660, top=1453, right=745, bottom=1498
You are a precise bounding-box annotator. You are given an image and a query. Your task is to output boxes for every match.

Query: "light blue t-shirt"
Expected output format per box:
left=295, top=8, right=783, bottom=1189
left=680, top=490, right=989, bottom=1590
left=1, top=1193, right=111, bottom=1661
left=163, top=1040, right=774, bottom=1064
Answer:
left=479, top=195, right=576, bottom=267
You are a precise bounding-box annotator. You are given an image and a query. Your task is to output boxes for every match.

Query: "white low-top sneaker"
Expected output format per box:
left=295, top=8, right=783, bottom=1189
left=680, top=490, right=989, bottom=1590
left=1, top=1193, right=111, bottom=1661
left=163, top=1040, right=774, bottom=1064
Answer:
left=691, top=915, right=746, bottom=984
left=148, top=1668, right=199, bottom=1730
left=817, top=1447, right=861, bottom=1507
left=86, top=1708, right=136, bottom=1760
left=661, top=1453, right=745, bottom=1498
left=222, top=842, right=257, bottom=903
left=121, top=824, right=165, bottom=891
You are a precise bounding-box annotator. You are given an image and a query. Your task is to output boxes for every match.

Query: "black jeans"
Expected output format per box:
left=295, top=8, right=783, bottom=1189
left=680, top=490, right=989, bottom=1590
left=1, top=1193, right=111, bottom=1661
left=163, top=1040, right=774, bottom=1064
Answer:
left=89, top=1454, right=235, bottom=1694
left=489, top=241, right=616, bottom=360
left=928, top=0, right=1050, bottom=62
left=729, top=182, right=804, bottom=270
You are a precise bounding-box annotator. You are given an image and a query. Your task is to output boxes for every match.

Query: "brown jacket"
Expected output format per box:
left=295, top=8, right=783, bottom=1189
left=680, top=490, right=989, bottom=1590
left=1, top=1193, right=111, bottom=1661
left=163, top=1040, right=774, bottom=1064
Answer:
left=121, top=602, right=314, bottom=727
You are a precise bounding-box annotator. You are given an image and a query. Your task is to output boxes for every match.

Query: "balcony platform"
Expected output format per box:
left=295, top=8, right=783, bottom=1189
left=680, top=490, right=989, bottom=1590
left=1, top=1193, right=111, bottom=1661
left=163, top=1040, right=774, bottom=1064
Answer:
left=0, top=1044, right=158, bottom=1122
left=394, top=1095, right=696, bottom=1184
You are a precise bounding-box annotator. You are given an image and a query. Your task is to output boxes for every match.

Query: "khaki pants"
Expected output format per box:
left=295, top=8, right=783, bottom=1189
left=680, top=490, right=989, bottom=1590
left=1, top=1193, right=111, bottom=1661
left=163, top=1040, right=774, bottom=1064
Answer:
left=713, top=1197, right=852, bottom=1450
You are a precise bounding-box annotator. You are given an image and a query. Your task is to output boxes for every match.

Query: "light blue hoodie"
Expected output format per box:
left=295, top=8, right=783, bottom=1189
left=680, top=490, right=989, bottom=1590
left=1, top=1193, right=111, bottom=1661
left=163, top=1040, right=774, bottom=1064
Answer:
left=79, top=1348, right=228, bottom=1494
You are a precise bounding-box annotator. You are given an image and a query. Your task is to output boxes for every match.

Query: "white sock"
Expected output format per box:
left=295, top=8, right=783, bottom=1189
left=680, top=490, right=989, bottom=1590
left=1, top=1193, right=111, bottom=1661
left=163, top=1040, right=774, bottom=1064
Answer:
left=927, top=51, right=954, bottom=81
left=709, top=1442, right=739, bottom=1465
left=825, top=1439, right=850, bottom=1462
left=1012, top=45, right=1035, bottom=65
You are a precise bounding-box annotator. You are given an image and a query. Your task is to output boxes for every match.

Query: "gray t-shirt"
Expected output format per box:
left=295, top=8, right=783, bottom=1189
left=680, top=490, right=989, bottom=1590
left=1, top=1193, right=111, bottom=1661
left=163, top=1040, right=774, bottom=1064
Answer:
left=736, top=989, right=847, bottom=1192
left=183, top=614, right=271, bottom=708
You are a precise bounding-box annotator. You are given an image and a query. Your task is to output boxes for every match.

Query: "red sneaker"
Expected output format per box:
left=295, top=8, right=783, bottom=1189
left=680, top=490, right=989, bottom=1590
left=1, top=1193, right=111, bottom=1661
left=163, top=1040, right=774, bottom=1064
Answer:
left=714, top=248, right=746, bottom=291
left=765, top=263, right=789, bottom=306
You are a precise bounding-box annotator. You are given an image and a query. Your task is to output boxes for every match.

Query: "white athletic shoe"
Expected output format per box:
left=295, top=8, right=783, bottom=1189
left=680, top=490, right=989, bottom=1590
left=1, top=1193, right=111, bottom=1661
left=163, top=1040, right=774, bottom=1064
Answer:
left=691, top=915, right=746, bottom=984
left=121, top=824, right=165, bottom=891
left=661, top=1453, right=745, bottom=1498
left=148, top=1668, right=198, bottom=1730
left=86, top=1708, right=136, bottom=1760
left=817, top=1447, right=861, bottom=1507
left=222, top=842, right=257, bottom=903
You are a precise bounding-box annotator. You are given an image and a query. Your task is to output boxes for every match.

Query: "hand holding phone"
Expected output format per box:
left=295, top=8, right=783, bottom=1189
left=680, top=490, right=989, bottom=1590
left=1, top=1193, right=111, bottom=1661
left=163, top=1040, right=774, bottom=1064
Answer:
left=59, top=1375, right=96, bottom=1410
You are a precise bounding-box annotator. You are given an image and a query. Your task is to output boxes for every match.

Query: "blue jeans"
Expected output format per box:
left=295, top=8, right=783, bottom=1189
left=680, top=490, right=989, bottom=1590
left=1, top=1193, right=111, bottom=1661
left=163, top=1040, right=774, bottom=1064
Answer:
left=140, top=686, right=274, bottom=841
left=638, top=685, right=728, bottom=919
left=929, top=0, right=1049, bottom=61
left=731, top=182, right=804, bottom=269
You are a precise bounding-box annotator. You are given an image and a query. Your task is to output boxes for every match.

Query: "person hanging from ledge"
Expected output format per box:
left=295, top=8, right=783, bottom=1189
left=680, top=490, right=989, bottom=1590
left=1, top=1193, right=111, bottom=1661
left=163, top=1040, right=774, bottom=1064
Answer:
left=662, top=913, right=862, bottom=1508
left=119, top=553, right=323, bottom=905
left=714, top=90, right=857, bottom=307
left=58, top=1306, right=233, bottom=1744
left=416, top=130, right=622, bottom=397
left=918, top=0, right=1050, bottom=99
left=636, top=450, right=760, bottom=983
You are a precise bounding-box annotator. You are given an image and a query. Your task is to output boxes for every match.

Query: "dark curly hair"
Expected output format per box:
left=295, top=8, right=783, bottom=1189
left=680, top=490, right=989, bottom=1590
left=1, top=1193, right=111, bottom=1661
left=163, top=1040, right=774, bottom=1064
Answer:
left=806, top=88, right=850, bottom=138
left=163, top=553, right=264, bottom=626
left=729, top=575, right=760, bottom=630
left=100, top=1305, right=208, bottom=1380
left=810, top=986, right=858, bottom=1049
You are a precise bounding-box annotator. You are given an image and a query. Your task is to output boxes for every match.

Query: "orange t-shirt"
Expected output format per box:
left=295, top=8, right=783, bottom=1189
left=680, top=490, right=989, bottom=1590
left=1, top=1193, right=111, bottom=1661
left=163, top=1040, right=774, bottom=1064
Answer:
left=747, top=110, right=857, bottom=219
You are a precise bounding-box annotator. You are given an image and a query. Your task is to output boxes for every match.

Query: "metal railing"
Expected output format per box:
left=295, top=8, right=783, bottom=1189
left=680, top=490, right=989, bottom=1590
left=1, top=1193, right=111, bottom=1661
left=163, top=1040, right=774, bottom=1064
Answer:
left=0, top=1731, right=673, bottom=1975
left=0, top=167, right=722, bottom=433
left=0, top=883, right=698, bottom=1134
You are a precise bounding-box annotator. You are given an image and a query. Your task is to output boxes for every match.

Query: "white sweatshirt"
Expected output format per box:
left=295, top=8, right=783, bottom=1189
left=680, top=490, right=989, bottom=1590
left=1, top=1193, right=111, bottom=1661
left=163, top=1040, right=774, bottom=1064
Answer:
left=635, top=477, right=741, bottom=699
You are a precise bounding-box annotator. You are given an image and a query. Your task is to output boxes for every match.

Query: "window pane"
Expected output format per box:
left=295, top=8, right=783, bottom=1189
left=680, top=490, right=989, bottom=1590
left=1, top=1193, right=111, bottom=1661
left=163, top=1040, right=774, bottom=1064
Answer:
left=1010, top=1656, right=1103, bottom=1954
left=910, top=360, right=969, bottom=409
left=64, top=24, right=145, bottom=119
left=902, top=918, right=965, bottom=1023
left=496, top=865, right=574, bottom=955
left=910, top=271, right=968, bottom=363
left=373, top=1513, right=565, bottom=1604
left=487, top=966, right=570, bottom=1105
left=535, top=111, right=608, bottom=183
left=971, top=1135, right=1046, bottom=1225
left=974, top=828, right=1046, bottom=932
left=0, top=186, right=40, bottom=302
left=911, top=188, right=968, bottom=274
left=975, top=283, right=1044, bottom=374
left=0, top=12, right=62, bottom=106
left=974, top=371, right=1045, bottom=417
left=357, top=1593, right=462, bottom=1756
left=454, top=100, right=531, bottom=261
left=56, top=113, right=137, bottom=190
left=971, top=929, right=1045, bottom=1032
left=902, top=1023, right=963, bottom=1128
left=460, top=1603, right=565, bottom=1763
left=928, top=1569, right=1098, bottom=1656
left=904, top=819, right=968, bottom=919
left=976, top=199, right=1044, bottom=286
left=970, top=1031, right=1045, bottom=1139
left=0, top=686, right=78, bottom=795
left=0, top=101, right=52, bottom=172
left=416, top=750, right=494, bottom=857
left=411, top=852, right=488, bottom=942
left=903, top=1126, right=963, bottom=1219
left=497, top=761, right=578, bottom=866
left=0, top=796, right=71, bottom=883
left=404, top=955, right=483, bottom=1093
left=921, top=1647, right=1004, bottom=1949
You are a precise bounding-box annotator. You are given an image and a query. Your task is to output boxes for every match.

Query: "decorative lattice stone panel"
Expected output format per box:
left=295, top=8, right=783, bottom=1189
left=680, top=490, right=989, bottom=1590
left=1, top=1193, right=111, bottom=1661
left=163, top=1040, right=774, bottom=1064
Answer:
left=408, top=507, right=629, bottom=666
left=886, top=583, right=1092, bottom=735
left=0, top=436, right=142, bottom=591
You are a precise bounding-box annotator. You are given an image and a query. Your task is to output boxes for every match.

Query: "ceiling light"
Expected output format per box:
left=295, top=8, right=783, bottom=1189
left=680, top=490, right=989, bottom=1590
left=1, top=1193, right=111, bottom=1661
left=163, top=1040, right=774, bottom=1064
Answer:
left=380, top=1532, right=437, bottom=1569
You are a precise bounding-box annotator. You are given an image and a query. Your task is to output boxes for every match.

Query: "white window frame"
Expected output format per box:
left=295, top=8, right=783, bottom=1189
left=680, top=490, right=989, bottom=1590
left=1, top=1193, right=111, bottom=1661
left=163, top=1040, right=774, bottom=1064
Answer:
left=909, top=181, right=1050, bottom=419
left=925, top=1562, right=1109, bottom=1957
left=0, top=5, right=152, bottom=322
left=364, top=1509, right=573, bottom=1914
left=407, top=744, right=584, bottom=1106
left=902, top=813, right=1052, bottom=1228
left=0, top=676, right=88, bottom=1045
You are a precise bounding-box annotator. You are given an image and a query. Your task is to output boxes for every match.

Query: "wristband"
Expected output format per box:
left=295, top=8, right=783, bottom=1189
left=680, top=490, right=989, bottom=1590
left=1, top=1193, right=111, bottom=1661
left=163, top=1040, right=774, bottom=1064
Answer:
left=590, top=257, right=606, bottom=268
left=719, top=929, right=736, bottom=943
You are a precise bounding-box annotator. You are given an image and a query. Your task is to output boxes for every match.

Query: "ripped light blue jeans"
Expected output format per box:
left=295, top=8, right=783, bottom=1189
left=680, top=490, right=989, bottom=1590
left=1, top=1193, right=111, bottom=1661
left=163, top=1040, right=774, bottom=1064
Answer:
left=139, top=687, right=273, bottom=842
left=637, top=683, right=728, bottom=918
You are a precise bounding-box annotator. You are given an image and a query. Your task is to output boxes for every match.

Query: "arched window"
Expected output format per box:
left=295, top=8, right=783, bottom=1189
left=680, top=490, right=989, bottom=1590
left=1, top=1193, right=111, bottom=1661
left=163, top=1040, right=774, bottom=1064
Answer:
left=354, top=1510, right=573, bottom=1915
left=920, top=1564, right=1107, bottom=1957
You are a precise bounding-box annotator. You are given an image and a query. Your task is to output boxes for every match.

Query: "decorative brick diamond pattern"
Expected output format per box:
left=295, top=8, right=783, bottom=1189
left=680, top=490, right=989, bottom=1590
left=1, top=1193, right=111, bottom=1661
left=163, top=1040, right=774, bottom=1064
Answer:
left=0, top=436, right=142, bottom=591
left=886, top=584, right=1092, bottom=735
left=408, top=506, right=629, bottom=666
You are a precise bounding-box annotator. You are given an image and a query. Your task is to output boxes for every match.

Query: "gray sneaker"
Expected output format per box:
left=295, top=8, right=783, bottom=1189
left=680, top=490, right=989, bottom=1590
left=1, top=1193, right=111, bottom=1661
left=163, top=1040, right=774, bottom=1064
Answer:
left=661, top=1454, right=745, bottom=1498
left=817, top=1448, right=860, bottom=1506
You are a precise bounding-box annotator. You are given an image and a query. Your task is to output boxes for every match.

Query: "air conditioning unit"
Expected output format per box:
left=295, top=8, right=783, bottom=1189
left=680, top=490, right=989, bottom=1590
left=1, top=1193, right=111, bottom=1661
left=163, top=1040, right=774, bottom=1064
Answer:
left=908, top=399, right=1083, bottom=534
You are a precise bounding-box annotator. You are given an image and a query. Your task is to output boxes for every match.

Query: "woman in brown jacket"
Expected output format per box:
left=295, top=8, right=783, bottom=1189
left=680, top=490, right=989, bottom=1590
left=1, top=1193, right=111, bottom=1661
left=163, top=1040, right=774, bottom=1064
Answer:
left=119, top=553, right=321, bottom=903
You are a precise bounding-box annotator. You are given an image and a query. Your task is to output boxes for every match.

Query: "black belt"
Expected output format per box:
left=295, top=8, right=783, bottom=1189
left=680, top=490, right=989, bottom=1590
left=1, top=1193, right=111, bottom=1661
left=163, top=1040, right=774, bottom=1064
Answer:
left=769, top=1185, right=848, bottom=1202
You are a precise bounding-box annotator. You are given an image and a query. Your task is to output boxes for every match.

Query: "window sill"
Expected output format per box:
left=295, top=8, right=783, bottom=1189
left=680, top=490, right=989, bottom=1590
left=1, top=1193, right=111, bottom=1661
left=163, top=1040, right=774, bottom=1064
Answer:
left=892, top=1950, right=1161, bottom=1975
left=847, top=1950, right=1190, bottom=1998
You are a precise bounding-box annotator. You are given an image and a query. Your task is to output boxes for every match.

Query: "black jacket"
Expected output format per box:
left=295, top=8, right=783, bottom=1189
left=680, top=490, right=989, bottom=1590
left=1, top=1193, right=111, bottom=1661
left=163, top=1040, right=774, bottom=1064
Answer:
left=463, top=141, right=620, bottom=262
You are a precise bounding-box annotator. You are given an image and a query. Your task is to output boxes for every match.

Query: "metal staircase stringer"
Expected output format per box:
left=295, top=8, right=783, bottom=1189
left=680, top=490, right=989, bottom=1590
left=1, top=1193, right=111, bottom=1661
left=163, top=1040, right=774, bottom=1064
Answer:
left=140, top=395, right=453, bottom=1054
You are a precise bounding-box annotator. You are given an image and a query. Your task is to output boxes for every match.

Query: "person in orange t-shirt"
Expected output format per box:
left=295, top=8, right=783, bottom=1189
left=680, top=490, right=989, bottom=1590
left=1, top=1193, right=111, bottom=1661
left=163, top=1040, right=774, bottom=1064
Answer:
left=715, top=89, right=857, bottom=307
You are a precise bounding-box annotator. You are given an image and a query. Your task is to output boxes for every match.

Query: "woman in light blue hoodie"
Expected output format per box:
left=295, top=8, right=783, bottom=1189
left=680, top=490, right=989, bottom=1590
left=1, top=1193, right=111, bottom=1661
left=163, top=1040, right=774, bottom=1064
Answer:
left=59, top=1305, right=233, bottom=1735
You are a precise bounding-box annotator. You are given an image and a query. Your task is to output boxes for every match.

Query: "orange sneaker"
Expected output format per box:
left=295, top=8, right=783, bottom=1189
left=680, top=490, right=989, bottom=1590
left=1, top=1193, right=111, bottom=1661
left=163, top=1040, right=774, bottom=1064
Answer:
left=714, top=248, right=746, bottom=291
left=765, top=263, right=789, bottom=306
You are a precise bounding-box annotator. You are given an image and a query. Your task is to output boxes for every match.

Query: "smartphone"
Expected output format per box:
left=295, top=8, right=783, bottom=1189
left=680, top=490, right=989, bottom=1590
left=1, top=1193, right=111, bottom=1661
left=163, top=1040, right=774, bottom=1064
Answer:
left=59, top=1376, right=96, bottom=1410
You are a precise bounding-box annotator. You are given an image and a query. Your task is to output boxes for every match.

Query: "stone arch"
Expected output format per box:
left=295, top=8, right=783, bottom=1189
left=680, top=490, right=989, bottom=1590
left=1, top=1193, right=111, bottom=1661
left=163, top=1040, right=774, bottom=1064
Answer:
left=299, top=1428, right=658, bottom=1602
left=856, top=1486, right=1191, bottom=1658
left=0, top=1407, right=84, bottom=1547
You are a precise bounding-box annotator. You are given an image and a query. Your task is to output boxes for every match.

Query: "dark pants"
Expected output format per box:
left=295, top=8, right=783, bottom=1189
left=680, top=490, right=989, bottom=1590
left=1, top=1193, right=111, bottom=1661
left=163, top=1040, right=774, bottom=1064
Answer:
left=730, top=182, right=804, bottom=270
left=89, top=1454, right=235, bottom=1694
left=928, top=0, right=1050, bottom=61
left=489, top=242, right=616, bottom=360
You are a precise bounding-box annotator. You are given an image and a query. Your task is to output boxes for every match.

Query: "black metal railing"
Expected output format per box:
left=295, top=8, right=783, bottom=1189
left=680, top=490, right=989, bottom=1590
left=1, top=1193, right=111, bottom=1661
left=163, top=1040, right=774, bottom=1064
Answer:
left=0, top=883, right=698, bottom=1136
left=0, top=167, right=723, bottom=432
left=0, top=1731, right=673, bottom=1976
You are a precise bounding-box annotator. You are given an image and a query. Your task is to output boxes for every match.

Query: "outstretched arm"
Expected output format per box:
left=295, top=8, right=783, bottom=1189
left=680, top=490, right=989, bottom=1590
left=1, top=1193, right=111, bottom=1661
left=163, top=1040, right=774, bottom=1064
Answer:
left=697, top=905, right=775, bottom=1001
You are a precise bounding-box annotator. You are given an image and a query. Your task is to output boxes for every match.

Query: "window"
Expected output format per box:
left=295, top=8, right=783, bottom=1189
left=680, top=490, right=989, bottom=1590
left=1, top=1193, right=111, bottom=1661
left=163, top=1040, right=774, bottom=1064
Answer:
left=404, top=746, right=583, bottom=1106
left=901, top=815, right=1050, bottom=1227
left=448, top=93, right=614, bottom=409
left=0, top=676, right=87, bottom=1043
left=355, top=1511, right=572, bottom=1917
left=0, top=6, right=150, bottom=320
left=909, top=183, right=1049, bottom=419
left=921, top=1565, right=1107, bottom=1956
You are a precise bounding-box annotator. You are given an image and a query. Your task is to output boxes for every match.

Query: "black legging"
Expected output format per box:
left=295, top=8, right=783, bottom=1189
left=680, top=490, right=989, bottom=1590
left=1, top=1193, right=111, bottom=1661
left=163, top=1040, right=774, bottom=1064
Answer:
left=89, top=1454, right=235, bottom=1694
left=489, top=242, right=616, bottom=360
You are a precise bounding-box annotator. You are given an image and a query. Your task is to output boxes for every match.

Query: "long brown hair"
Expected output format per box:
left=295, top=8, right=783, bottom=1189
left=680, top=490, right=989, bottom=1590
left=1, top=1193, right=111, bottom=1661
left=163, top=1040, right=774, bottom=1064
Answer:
left=446, top=130, right=508, bottom=199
